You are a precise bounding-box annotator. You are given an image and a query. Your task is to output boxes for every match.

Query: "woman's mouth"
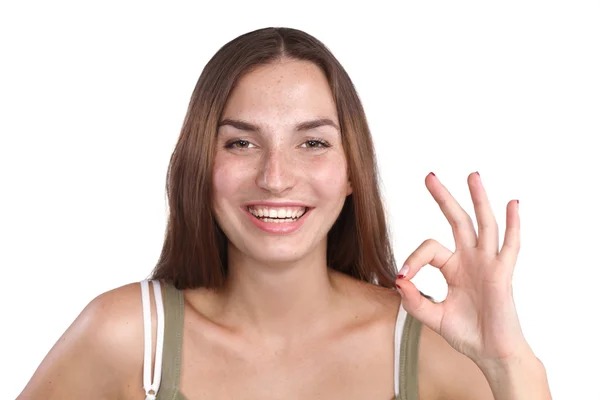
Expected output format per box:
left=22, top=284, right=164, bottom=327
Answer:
left=247, top=205, right=308, bottom=223
left=244, top=205, right=311, bottom=233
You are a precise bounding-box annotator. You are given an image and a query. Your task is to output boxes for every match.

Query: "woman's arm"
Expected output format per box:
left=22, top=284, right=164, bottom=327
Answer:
left=17, top=283, right=145, bottom=400
left=420, top=323, right=551, bottom=400
left=477, top=350, right=552, bottom=400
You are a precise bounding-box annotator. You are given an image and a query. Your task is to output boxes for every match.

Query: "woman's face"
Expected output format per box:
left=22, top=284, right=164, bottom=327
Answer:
left=213, top=59, right=352, bottom=265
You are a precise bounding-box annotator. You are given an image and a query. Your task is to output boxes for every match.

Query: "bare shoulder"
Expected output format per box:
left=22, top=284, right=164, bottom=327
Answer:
left=331, top=270, right=402, bottom=321
left=418, top=314, right=495, bottom=400
left=18, top=281, right=149, bottom=400
left=341, top=277, right=496, bottom=400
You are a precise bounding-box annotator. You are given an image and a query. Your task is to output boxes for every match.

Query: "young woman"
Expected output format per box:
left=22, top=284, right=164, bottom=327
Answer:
left=18, top=27, right=552, bottom=399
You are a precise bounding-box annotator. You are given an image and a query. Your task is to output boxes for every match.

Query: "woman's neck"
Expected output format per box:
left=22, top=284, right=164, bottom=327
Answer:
left=215, top=243, right=344, bottom=341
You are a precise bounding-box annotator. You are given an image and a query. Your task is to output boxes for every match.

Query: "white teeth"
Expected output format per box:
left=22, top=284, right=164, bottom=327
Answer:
left=247, top=206, right=307, bottom=220
left=262, top=218, right=297, bottom=223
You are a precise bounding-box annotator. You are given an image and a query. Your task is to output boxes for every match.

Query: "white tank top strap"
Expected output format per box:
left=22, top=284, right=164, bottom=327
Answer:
left=140, top=279, right=166, bottom=400
left=393, top=299, right=408, bottom=397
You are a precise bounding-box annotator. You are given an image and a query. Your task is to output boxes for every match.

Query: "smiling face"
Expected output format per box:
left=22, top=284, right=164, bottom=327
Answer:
left=212, top=59, right=352, bottom=265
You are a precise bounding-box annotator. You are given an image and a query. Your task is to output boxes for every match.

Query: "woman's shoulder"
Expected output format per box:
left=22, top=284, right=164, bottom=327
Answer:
left=79, top=281, right=148, bottom=354
left=87, top=280, right=149, bottom=346
left=81, top=281, right=152, bottom=394
left=333, top=270, right=401, bottom=307
left=18, top=281, right=148, bottom=399
left=330, top=270, right=403, bottom=334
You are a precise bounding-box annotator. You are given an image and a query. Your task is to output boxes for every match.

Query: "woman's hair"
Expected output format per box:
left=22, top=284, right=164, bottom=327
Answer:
left=150, top=27, right=398, bottom=290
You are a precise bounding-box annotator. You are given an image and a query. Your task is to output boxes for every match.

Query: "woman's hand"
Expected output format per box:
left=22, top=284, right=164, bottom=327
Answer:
left=395, top=172, right=534, bottom=368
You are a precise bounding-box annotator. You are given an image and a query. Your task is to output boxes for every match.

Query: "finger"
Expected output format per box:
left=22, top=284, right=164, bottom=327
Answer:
left=397, top=239, right=455, bottom=282
left=396, top=239, right=453, bottom=333
left=395, top=277, right=444, bottom=335
left=498, top=199, right=520, bottom=266
left=426, top=173, right=477, bottom=249
left=467, top=172, right=499, bottom=253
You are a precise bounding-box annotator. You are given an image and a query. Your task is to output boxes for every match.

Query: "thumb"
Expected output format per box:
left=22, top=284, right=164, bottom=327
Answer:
left=395, top=278, right=443, bottom=335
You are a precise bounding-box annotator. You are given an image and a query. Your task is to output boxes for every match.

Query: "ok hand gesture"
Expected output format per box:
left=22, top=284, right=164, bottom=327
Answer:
left=395, top=172, right=533, bottom=367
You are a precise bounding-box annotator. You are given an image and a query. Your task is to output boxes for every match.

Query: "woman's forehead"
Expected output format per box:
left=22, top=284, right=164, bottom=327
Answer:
left=222, top=60, right=338, bottom=122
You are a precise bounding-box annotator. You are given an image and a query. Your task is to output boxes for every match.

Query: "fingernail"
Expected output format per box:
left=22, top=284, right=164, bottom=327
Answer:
left=397, top=264, right=409, bottom=279
left=395, top=284, right=404, bottom=297
left=476, top=171, right=480, bottom=176
left=429, top=172, right=436, bottom=177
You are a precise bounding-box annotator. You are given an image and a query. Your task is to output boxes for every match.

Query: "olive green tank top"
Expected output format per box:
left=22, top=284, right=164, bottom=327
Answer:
left=148, top=281, right=422, bottom=400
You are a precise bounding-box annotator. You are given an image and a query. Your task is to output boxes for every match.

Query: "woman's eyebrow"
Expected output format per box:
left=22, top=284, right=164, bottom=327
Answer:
left=217, top=118, right=340, bottom=132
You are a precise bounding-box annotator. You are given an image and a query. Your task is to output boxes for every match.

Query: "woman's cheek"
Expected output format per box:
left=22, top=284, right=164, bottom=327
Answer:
left=213, top=153, right=254, bottom=185
left=299, top=155, right=348, bottom=191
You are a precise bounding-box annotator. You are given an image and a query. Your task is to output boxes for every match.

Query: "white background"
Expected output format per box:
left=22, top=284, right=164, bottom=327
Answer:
left=1, top=1, right=598, bottom=399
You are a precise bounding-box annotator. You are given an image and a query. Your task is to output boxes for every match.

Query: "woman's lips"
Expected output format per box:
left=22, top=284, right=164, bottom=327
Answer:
left=243, top=207, right=313, bottom=234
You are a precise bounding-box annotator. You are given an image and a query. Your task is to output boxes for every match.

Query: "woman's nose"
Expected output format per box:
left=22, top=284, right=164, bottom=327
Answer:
left=255, top=149, right=296, bottom=194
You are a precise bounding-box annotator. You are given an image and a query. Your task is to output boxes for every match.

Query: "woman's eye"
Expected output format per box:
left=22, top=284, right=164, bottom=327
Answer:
left=301, top=139, right=330, bottom=149
left=225, top=140, right=254, bottom=149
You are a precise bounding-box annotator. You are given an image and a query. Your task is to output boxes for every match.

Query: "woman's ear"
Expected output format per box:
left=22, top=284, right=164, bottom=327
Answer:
left=346, top=180, right=353, bottom=196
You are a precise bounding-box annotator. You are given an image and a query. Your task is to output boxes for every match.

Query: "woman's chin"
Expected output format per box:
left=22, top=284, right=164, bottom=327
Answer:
left=225, top=231, right=327, bottom=266
left=234, top=243, right=322, bottom=267
left=248, top=250, right=310, bottom=266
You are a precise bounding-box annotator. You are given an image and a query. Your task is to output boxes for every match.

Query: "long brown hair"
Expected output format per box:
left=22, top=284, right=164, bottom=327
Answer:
left=150, top=27, right=398, bottom=290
